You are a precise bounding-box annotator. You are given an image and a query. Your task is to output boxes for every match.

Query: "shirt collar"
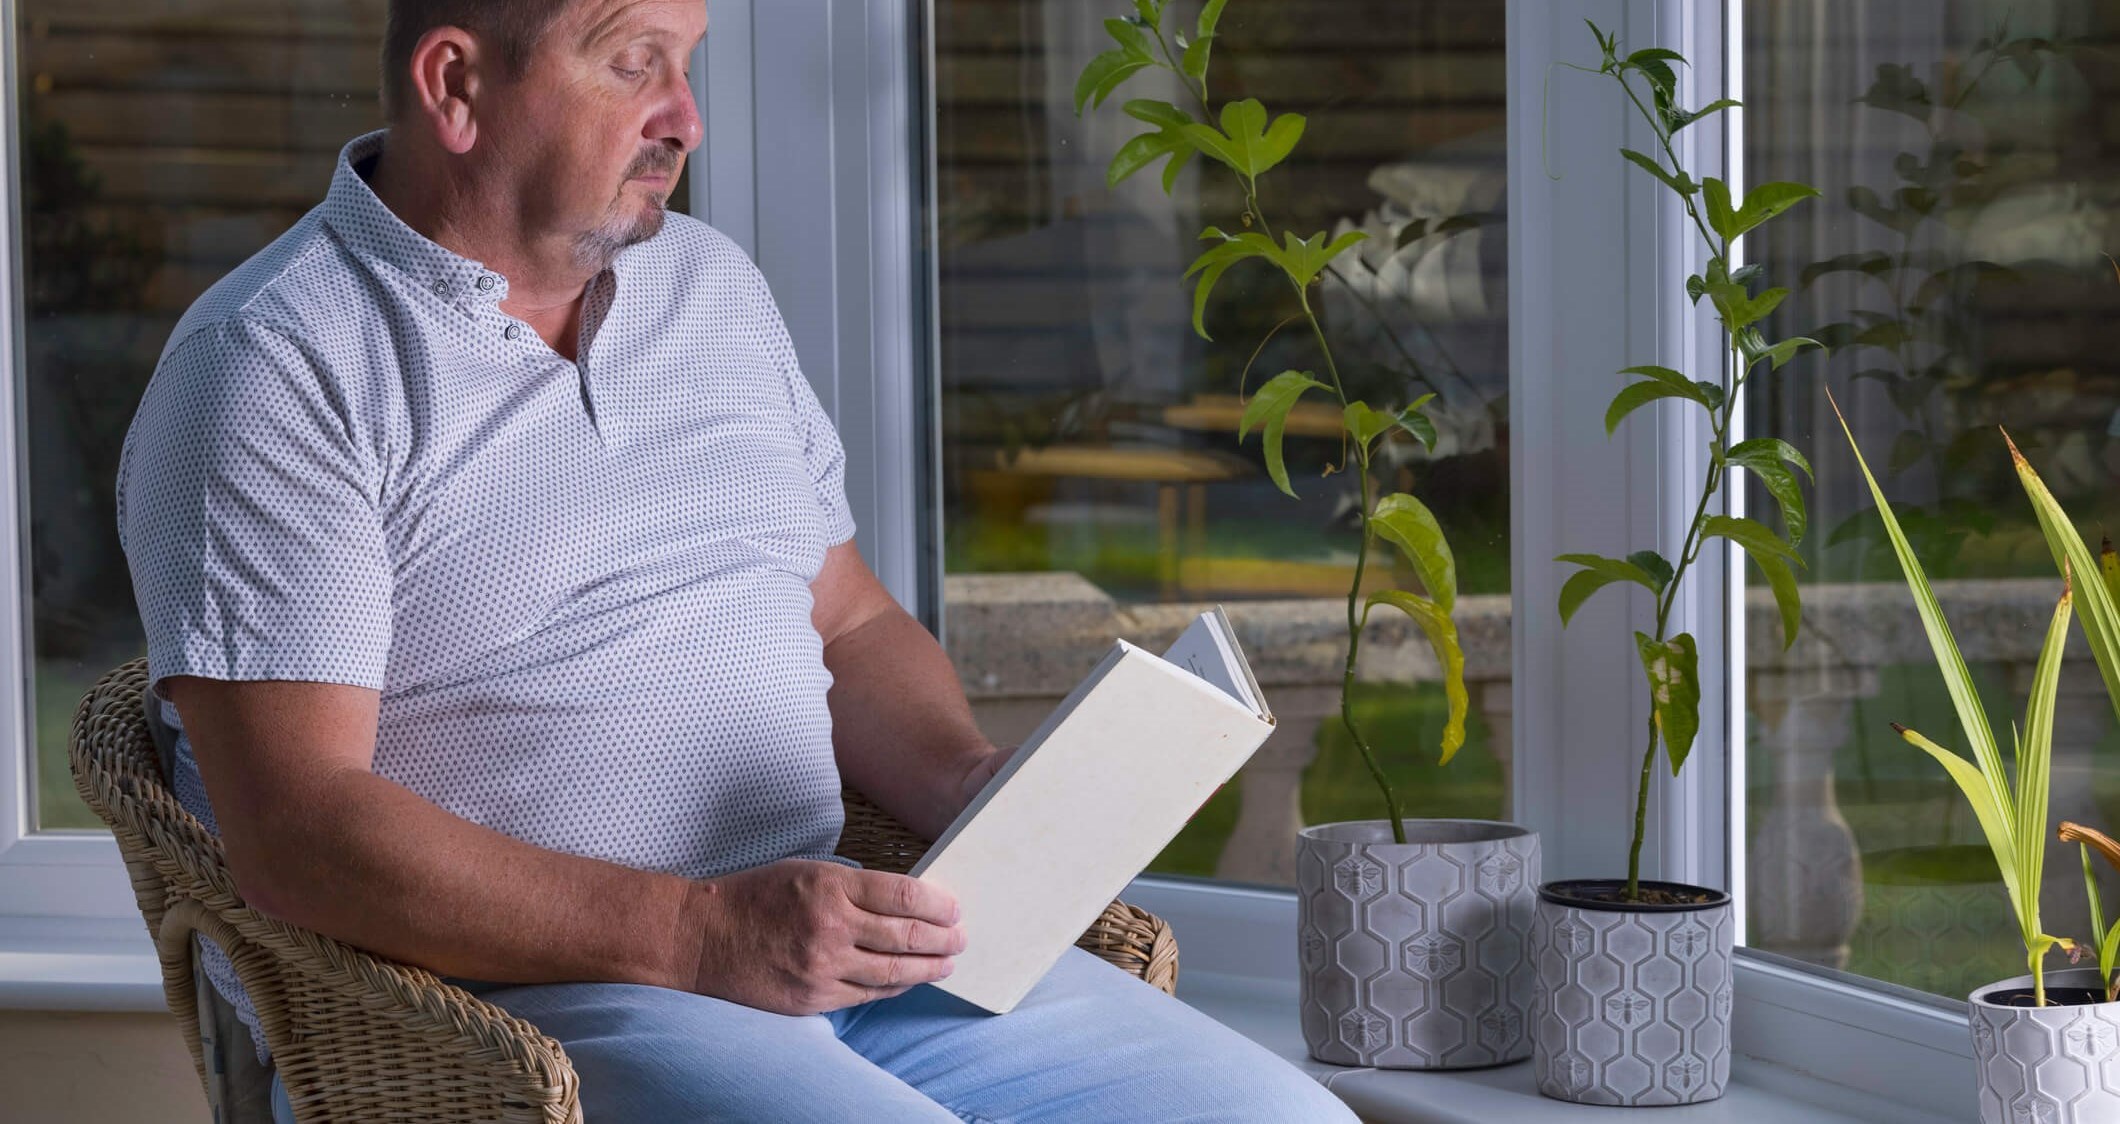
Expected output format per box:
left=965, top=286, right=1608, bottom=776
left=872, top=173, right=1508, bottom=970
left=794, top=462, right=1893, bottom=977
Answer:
left=320, top=129, right=514, bottom=306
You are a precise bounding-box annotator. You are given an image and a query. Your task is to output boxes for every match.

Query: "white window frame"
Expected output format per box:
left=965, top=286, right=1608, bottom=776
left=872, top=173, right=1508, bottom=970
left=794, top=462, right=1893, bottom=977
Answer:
left=1127, top=3, right=1975, bottom=1117
left=0, top=1, right=1992, bottom=1115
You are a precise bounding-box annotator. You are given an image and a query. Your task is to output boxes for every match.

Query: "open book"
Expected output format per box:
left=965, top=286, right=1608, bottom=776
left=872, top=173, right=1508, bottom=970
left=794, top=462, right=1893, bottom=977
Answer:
left=912, top=607, right=1276, bottom=1013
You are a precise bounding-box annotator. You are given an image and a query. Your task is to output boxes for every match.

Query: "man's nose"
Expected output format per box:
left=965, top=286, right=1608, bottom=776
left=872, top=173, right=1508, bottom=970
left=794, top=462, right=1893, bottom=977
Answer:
left=649, top=71, right=704, bottom=153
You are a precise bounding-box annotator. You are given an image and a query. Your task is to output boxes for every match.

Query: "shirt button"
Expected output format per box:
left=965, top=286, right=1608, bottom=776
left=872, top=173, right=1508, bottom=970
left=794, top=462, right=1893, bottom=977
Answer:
left=431, top=280, right=449, bottom=296
left=504, top=324, right=522, bottom=341
left=477, top=275, right=497, bottom=291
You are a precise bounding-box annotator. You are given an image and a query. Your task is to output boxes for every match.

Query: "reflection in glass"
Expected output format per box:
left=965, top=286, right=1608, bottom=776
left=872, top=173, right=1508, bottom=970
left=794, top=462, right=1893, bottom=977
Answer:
left=1742, top=1, right=2119, bottom=998
left=933, top=1, right=1509, bottom=881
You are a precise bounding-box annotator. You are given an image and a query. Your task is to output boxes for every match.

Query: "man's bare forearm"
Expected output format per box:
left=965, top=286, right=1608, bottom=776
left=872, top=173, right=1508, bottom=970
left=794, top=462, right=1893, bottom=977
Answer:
left=229, top=765, right=709, bottom=990
left=824, top=605, right=997, bottom=841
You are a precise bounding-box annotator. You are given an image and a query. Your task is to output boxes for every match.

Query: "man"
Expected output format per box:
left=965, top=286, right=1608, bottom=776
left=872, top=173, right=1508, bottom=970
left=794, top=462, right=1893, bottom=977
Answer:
left=117, top=1, right=1356, bottom=1120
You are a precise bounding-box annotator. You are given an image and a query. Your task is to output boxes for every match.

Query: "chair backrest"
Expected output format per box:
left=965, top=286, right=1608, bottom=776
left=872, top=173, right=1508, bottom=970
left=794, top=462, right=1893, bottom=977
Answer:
left=69, top=659, right=581, bottom=1124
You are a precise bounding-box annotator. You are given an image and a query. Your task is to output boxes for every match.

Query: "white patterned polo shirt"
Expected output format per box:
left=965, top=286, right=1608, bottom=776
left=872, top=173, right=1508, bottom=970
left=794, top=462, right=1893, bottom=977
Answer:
left=117, top=129, right=858, bottom=1049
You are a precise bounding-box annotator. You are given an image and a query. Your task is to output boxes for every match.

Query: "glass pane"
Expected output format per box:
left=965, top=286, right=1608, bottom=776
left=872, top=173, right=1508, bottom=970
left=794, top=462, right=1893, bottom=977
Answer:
left=15, top=7, right=689, bottom=830
left=932, top=1, right=1509, bottom=884
left=1742, top=1, right=2117, bottom=997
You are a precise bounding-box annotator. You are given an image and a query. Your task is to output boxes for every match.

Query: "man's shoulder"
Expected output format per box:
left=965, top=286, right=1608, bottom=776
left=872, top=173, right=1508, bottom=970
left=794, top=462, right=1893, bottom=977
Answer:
left=160, top=209, right=362, bottom=364
left=632, top=213, right=771, bottom=297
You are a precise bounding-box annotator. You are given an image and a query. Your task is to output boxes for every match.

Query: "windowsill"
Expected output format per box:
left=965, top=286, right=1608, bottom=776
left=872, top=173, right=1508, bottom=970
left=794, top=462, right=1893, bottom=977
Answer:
left=1177, top=970, right=1942, bottom=1124
left=0, top=927, right=163, bottom=1013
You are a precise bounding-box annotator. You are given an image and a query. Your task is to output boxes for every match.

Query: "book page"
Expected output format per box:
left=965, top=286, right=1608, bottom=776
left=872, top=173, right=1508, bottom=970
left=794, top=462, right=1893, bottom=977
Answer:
left=1161, top=607, right=1264, bottom=717
left=1161, top=602, right=1255, bottom=708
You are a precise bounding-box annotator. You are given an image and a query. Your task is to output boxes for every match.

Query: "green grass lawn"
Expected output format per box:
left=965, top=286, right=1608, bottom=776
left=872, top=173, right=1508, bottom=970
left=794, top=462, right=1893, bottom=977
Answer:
left=36, top=655, right=120, bottom=830
left=1747, top=659, right=2120, bottom=999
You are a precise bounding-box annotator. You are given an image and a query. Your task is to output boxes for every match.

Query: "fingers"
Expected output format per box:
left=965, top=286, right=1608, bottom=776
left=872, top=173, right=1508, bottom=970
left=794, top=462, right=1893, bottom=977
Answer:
left=853, top=910, right=967, bottom=957
left=844, top=869, right=961, bottom=927
left=840, top=949, right=956, bottom=992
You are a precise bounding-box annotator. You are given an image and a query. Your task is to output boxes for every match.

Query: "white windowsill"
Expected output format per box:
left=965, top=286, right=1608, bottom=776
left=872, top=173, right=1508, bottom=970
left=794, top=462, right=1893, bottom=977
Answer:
left=1177, top=970, right=1944, bottom=1124
left=0, top=931, right=163, bottom=1013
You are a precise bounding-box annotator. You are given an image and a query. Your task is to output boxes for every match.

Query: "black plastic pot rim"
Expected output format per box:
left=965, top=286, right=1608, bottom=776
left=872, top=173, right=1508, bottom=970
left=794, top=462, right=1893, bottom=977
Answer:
left=1538, top=878, right=1731, bottom=913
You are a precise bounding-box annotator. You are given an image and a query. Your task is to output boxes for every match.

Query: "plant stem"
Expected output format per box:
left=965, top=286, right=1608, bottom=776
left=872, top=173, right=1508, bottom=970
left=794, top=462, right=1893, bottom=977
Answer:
left=1151, top=16, right=1404, bottom=841
left=1306, top=298, right=1405, bottom=841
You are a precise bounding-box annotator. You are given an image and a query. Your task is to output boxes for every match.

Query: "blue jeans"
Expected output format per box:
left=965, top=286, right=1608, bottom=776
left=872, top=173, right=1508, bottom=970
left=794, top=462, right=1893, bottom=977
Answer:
left=270, top=948, right=1354, bottom=1122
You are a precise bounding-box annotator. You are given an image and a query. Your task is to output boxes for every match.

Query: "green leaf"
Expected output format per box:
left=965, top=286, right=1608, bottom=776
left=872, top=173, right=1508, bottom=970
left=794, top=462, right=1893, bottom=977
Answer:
left=1238, top=371, right=1327, bottom=496
left=1198, top=0, right=1229, bottom=37
left=1371, top=492, right=1457, bottom=611
left=1182, top=98, right=1305, bottom=180
left=1668, top=97, right=1741, bottom=133
left=1160, top=145, right=1194, bottom=194
left=1554, top=553, right=1659, bottom=626
left=1181, top=33, right=1214, bottom=81
left=1182, top=228, right=1276, bottom=339
left=1706, top=282, right=1789, bottom=331
left=1616, top=364, right=1725, bottom=412
left=1831, top=398, right=2010, bottom=873
left=1896, top=724, right=2023, bottom=914
left=1108, top=132, right=1179, bottom=187
left=2009, top=432, right=2120, bottom=734
left=1744, top=461, right=1805, bottom=543
left=1135, top=0, right=1161, bottom=25
left=1396, top=399, right=1438, bottom=451
left=1366, top=590, right=1467, bottom=766
left=1704, top=513, right=1805, bottom=647
left=1635, top=632, right=1702, bottom=774
left=1074, top=49, right=1153, bottom=114
left=1629, top=55, right=1678, bottom=97
left=1727, top=449, right=1809, bottom=547
left=1103, top=17, right=1154, bottom=58
left=2015, top=586, right=2073, bottom=946
left=1109, top=101, right=1196, bottom=190
left=1264, top=229, right=1367, bottom=290
left=1729, top=182, right=1822, bottom=239
left=1344, top=401, right=1395, bottom=450
left=1606, top=379, right=1710, bottom=435
left=1628, top=550, right=1675, bottom=594
left=1704, top=514, right=1802, bottom=565
left=1726, top=436, right=1814, bottom=480
left=1122, top=99, right=1192, bottom=128
left=1620, top=148, right=1696, bottom=196
left=1704, top=178, right=1737, bottom=241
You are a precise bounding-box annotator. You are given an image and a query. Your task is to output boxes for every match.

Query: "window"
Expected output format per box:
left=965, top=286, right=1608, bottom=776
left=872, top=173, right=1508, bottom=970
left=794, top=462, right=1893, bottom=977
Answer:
left=931, top=0, right=1510, bottom=885
left=13, top=6, right=690, bottom=833
left=1740, top=0, right=2120, bottom=1000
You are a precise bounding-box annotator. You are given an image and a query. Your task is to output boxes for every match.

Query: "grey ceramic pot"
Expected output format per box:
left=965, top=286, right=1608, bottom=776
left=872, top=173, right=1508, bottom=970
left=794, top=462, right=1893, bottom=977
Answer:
left=1531, top=880, right=1733, bottom=1106
left=1296, top=819, right=1540, bottom=1069
left=1970, top=968, right=2120, bottom=1123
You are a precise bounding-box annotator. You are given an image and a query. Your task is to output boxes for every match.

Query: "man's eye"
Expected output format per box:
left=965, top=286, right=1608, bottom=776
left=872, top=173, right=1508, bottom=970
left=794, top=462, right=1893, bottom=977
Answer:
left=613, top=66, right=646, bottom=80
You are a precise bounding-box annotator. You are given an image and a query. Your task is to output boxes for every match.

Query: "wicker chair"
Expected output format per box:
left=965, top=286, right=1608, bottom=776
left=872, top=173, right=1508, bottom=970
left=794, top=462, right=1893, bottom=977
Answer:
left=70, top=658, right=1178, bottom=1123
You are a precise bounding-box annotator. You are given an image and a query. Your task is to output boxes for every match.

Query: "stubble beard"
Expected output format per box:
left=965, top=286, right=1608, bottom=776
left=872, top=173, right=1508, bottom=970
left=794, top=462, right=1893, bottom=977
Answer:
left=573, top=147, right=680, bottom=271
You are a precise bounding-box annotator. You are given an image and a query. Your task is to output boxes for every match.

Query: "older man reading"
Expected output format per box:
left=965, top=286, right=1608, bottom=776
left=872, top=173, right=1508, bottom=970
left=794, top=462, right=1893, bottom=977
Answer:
left=115, top=1, right=1352, bottom=1120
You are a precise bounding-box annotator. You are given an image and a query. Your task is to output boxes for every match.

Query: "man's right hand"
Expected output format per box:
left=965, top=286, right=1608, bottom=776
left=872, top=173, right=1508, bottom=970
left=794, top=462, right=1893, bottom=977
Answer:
left=683, top=858, right=966, bottom=1015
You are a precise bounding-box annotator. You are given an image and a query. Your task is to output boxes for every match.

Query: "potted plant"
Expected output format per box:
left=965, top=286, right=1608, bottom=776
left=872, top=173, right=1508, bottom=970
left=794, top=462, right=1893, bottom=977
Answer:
left=1533, top=25, right=1820, bottom=1106
left=1838, top=409, right=2120, bottom=1122
left=1075, top=0, right=1539, bottom=1070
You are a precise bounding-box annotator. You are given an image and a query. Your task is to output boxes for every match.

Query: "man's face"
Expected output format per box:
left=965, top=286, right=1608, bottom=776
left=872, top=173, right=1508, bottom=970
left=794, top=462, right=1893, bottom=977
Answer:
left=492, top=0, right=706, bottom=269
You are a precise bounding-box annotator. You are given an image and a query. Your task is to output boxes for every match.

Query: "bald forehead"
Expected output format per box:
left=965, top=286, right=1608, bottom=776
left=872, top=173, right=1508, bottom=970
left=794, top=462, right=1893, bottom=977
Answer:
left=565, top=0, right=706, bottom=52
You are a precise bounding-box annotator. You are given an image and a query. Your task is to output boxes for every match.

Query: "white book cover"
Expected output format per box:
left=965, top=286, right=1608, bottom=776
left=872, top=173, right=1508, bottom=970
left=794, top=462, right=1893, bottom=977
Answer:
left=911, top=610, right=1274, bottom=1013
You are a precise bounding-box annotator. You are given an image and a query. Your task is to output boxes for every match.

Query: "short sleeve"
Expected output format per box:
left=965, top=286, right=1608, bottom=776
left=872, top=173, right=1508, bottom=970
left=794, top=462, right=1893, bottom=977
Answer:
left=751, top=269, right=857, bottom=546
left=117, top=318, right=393, bottom=697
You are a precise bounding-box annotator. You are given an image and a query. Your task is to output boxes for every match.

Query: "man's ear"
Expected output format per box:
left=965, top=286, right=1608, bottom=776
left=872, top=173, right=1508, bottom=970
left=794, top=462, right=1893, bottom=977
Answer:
left=402, top=25, right=484, bottom=155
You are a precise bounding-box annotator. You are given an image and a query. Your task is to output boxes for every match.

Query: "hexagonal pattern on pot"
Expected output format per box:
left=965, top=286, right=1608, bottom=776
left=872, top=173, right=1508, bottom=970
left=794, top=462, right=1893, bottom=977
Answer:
left=1531, top=892, right=1733, bottom=1106
left=1297, top=821, right=1541, bottom=1070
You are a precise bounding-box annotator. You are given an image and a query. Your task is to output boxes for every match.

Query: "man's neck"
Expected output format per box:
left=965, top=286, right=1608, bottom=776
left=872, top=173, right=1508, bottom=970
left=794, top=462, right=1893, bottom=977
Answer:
left=366, top=134, right=595, bottom=359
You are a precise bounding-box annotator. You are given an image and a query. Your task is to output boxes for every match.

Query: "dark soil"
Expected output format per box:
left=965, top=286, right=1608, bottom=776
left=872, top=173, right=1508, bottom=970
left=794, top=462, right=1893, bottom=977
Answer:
left=1984, top=986, right=2111, bottom=1009
left=1539, top=878, right=1731, bottom=913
